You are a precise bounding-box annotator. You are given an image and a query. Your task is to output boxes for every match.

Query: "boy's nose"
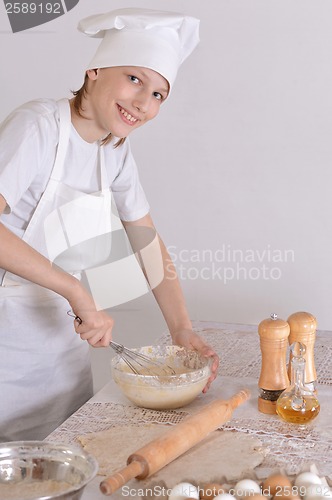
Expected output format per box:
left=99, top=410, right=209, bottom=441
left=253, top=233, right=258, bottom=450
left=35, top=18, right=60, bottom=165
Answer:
left=133, top=92, right=150, bottom=113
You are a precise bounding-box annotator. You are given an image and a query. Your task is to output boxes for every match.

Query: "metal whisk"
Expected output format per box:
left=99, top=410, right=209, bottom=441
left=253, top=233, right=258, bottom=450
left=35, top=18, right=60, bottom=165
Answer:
left=110, top=341, right=176, bottom=376
left=67, top=311, right=175, bottom=376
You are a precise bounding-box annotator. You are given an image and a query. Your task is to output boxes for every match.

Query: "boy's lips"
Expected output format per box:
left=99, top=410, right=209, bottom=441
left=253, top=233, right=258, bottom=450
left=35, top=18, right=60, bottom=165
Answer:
left=117, top=104, right=139, bottom=125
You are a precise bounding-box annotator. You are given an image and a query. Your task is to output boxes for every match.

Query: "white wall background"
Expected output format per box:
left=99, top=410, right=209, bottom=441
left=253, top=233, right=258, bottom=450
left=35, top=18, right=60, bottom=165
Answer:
left=1, top=0, right=332, bottom=391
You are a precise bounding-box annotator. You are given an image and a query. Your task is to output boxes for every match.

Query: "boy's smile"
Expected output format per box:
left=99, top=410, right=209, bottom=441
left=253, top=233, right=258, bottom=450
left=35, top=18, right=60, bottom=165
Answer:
left=117, top=104, right=139, bottom=125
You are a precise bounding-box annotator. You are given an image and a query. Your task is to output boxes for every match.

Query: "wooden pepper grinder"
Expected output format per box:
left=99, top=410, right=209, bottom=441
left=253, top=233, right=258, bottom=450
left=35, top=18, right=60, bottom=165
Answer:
left=287, top=312, right=317, bottom=393
left=258, top=313, right=290, bottom=414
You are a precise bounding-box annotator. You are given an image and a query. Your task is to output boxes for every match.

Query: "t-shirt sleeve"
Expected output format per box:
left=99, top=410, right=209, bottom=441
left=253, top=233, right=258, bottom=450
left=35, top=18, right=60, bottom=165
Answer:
left=0, top=103, right=50, bottom=214
left=110, top=140, right=150, bottom=222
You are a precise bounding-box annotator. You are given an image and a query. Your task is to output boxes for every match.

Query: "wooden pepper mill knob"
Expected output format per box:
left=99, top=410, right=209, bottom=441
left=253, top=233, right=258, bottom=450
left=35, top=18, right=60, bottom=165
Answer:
left=258, top=313, right=290, bottom=414
left=287, top=311, right=317, bottom=392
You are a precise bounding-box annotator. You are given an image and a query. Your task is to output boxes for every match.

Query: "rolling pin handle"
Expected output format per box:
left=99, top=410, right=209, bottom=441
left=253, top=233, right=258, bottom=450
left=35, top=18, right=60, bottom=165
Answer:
left=229, top=389, right=251, bottom=409
left=100, top=460, right=145, bottom=496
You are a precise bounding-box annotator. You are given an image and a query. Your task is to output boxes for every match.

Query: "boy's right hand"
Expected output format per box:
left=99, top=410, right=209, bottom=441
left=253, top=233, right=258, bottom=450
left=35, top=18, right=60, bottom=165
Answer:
left=68, top=307, right=114, bottom=347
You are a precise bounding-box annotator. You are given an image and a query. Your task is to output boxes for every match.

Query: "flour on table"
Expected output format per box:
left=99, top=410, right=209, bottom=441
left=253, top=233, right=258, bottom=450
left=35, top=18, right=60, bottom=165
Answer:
left=77, top=425, right=165, bottom=476
left=77, top=425, right=266, bottom=487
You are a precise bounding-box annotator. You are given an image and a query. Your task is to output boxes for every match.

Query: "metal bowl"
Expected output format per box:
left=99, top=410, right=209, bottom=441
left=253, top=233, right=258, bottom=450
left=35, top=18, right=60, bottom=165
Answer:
left=0, top=441, right=98, bottom=500
left=111, top=345, right=211, bottom=410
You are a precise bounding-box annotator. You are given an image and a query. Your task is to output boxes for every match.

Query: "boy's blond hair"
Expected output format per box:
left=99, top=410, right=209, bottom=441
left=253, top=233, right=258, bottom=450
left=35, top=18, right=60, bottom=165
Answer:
left=72, top=74, right=126, bottom=147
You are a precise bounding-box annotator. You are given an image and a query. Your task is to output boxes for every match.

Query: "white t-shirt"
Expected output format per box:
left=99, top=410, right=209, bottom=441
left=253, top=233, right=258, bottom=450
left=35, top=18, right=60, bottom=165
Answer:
left=0, top=99, right=150, bottom=237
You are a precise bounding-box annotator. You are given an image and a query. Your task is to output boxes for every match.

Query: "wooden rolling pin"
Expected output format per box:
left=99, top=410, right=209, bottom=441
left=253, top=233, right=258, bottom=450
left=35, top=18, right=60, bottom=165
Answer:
left=100, top=389, right=250, bottom=495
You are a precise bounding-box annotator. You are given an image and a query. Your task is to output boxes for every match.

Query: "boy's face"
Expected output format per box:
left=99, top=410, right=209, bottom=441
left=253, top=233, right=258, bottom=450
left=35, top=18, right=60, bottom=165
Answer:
left=84, top=66, right=169, bottom=139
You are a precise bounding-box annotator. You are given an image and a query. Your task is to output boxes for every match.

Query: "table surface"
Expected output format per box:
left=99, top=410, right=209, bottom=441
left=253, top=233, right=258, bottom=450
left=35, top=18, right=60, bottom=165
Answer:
left=47, top=321, right=332, bottom=500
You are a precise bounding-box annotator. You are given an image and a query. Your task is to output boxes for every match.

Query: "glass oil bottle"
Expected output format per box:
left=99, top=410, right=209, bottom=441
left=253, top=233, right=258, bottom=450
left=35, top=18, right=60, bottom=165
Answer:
left=276, top=342, right=320, bottom=424
left=287, top=311, right=318, bottom=393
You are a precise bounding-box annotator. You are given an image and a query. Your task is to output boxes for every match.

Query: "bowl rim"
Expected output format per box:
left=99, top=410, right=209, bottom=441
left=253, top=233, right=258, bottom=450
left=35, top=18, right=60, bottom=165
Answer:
left=110, top=344, right=212, bottom=381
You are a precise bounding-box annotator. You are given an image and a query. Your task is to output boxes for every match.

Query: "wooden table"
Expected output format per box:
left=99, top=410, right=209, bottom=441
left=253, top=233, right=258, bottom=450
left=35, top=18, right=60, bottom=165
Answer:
left=47, top=321, right=332, bottom=499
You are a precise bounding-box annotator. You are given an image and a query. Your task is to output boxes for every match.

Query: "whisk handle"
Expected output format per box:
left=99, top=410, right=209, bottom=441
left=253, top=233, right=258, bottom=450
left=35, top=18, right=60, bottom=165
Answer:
left=67, top=310, right=82, bottom=325
left=109, top=341, right=125, bottom=354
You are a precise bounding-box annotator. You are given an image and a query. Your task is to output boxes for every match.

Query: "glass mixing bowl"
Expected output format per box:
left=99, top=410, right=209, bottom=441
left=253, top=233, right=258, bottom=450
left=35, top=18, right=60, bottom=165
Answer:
left=111, top=345, right=212, bottom=410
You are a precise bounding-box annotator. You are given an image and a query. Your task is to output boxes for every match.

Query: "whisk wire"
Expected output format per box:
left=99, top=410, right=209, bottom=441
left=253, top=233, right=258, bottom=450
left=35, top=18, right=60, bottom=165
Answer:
left=110, top=341, right=176, bottom=376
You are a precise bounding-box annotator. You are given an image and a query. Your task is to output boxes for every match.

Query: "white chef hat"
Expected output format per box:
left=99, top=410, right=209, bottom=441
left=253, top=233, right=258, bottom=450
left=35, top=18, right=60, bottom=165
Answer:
left=78, top=8, right=200, bottom=89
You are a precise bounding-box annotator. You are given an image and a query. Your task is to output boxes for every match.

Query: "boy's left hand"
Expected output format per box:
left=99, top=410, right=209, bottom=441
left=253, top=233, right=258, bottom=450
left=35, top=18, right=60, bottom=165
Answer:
left=171, top=329, right=219, bottom=392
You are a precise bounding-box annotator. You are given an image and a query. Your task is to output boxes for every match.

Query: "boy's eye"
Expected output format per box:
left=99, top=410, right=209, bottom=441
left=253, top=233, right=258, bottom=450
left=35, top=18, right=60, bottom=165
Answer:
left=129, top=75, right=140, bottom=84
left=153, top=92, right=163, bottom=101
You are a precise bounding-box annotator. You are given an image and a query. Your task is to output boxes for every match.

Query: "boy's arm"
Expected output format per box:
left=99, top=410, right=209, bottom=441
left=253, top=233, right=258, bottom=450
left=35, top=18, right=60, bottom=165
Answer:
left=122, top=213, right=219, bottom=389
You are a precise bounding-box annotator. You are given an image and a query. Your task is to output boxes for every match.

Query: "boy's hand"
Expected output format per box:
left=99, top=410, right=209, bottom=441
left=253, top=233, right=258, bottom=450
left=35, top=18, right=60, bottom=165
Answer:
left=171, top=329, right=219, bottom=392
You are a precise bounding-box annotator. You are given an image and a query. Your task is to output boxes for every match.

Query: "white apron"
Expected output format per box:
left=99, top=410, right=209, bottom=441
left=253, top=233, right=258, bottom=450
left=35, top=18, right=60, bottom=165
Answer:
left=0, top=99, right=113, bottom=441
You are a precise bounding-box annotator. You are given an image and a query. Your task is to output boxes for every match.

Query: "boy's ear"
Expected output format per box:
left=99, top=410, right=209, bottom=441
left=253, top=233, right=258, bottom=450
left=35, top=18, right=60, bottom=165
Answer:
left=86, top=69, right=100, bottom=81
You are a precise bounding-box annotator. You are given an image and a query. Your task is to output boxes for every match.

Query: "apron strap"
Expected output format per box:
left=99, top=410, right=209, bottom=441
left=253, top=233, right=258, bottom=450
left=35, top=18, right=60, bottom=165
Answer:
left=99, top=146, right=109, bottom=192
left=51, top=99, right=72, bottom=182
